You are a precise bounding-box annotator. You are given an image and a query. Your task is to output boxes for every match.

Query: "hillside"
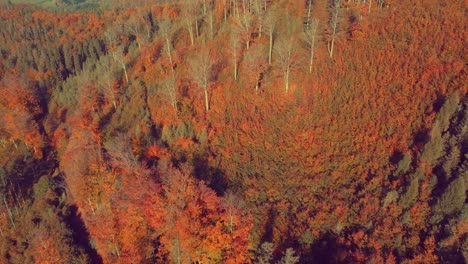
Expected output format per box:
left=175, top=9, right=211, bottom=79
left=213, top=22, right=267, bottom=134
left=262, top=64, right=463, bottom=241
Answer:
left=0, top=0, right=466, bottom=263
left=6, top=0, right=96, bottom=10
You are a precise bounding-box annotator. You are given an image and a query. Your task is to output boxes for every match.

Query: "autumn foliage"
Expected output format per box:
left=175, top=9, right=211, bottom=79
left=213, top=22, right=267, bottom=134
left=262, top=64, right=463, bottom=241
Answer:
left=0, top=0, right=466, bottom=263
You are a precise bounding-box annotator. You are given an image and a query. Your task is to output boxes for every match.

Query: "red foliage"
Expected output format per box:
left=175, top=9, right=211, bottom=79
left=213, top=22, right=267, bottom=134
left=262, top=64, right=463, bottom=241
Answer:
left=0, top=74, right=43, bottom=157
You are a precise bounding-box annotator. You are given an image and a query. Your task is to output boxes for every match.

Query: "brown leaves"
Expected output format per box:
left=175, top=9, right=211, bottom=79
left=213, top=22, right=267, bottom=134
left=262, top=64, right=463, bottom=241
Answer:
left=153, top=164, right=253, bottom=263
left=0, top=74, right=43, bottom=157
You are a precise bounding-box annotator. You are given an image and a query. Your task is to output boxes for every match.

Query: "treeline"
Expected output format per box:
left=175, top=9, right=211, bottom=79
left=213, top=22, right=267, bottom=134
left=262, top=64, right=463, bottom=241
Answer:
left=0, top=0, right=466, bottom=263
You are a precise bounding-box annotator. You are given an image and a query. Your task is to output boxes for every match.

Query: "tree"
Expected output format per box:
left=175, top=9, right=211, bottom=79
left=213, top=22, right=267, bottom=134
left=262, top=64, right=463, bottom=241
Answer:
left=189, top=49, right=214, bottom=112
left=219, top=0, right=230, bottom=23
left=158, top=17, right=175, bottom=71
left=221, top=191, right=253, bottom=264
left=207, top=8, right=215, bottom=39
left=126, top=13, right=150, bottom=49
left=152, top=164, right=252, bottom=263
left=328, top=0, right=341, bottom=58
left=182, top=0, right=200, bottom=46
left=274, top=17, right=301, bottom=93
left=104, top=25, right=123, bottom=61
left=0, top=74, right=43, bottom=157
left=278, top=248, right=300, bottom=264
left=105, top=26, right=129, bottom=84
left=263, top=4, right=278, bottom=64
left=230, top=29, right=241, bottom=81
left=252, top=0, right=265, bottom=37
left=114, top=46, right=129, bottom=84
left=242, top=42, right=268, bottom=92
left=234, top=10, right=254, bottom=49
left=104, top=133, right=141, bottom=176
left=256, top=242, right=274, bottom=264
left=303, top=18, right=319, bottom=74
left=222, top=191, right=244, bottom=236
left=97, top=56, right=119, bottom=110
left=160, top=73, right=178, bottom=112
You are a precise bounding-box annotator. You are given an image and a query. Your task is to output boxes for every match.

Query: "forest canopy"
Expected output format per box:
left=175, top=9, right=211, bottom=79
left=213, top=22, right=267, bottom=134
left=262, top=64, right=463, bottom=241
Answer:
left=0, top=0, right=466, bottom=263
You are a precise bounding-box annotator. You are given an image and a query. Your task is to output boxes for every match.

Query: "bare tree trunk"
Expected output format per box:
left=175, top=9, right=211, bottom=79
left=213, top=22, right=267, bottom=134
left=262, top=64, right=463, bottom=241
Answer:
left=145, top=24, right=151, bottom=40
left=185, top=19, right=194, bottom=45
left=328, top=10, right=338, bottom=58
left=268, top=31, right=273, bottom=64
left=231, top=31, right=240, bottom=81
left=234, top=0, right=238, bottom=18
left=309, top=46, right=315, bottom=74
left=173, top=236, right=181, bottom=264
left=171, top=96, right=177, bottom=112
left=165, top=37, right=174, bottom=71
left=122, top=63, right=129, bottom=84
left=234, top=61, right=238, bottom=81
left=225, top=8, right=228, bottom=22
left=328, top=38, right=335, bottom=58
left=190, top=49, right=213, bottom=113
left=204, top=87, right=210, bottom=112
left=305, top=19, right=318, bottom=73
left=378, top=0, right=384, bottom=8
left=209, top=12, right=214, bottom=39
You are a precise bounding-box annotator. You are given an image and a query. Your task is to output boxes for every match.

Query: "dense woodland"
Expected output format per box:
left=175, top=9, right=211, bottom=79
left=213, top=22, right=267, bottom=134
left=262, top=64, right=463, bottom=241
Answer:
left=0, top=0, right=466, bottom=263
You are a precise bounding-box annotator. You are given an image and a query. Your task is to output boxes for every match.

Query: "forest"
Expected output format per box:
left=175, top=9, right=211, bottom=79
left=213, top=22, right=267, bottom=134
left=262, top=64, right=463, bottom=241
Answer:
left=0, top=0, right=466, bottom=263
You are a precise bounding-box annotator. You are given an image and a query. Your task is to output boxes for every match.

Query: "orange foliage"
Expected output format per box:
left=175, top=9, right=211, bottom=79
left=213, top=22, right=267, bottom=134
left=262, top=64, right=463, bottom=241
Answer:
left=0, top=74, right=43, bottom=157
left=150, top=165, right=253, bottom=263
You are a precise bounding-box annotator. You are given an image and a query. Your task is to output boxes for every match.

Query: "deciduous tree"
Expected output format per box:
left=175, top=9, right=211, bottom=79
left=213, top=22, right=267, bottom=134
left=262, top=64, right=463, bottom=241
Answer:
left=303, top=18, right=319, bottom=73
left=274, top=17, right=301, bottom=93
left=189, top=49, right=214, bottom=112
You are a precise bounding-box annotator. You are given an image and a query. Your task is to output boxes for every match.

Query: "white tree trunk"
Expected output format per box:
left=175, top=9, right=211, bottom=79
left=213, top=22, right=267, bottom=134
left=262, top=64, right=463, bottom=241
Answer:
left=204, top=87, right=210, bottom=112
left=234, top=61, right=238, bottom=81
left=122, top=63, right=129, bottom=84
left=309, top=44, right=315, bottom=74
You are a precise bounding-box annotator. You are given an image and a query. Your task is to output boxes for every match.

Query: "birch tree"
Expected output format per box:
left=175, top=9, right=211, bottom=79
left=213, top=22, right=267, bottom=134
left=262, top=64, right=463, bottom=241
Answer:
left=230, top=30, right=241, bottom=81
left=252, top=0, right=265, bottom=37
left=104, top=26, right=129, bottom=84
left=158, top=18, right=175, bottom=71
left=97, top=57, right=118, bottom=109
left=182, top=0, right=199, bottom=46
left=263, top=5, right=278, bottom=64
left=114, top=47, right=129, bottom=84
left=328, top=0, right=341, bottom=58
left=161, top=73, right=178, bottom=112
left=274, top=17, right=301, bottom=93
left=126, top=14, right=149, bottom=50
left=303, top=18, right=319, bottom=74
left=234, top=10, right=254, bottom=49
left=189, top=49, right=214, bottom=112
left=221, top=0, right=230, bottom=23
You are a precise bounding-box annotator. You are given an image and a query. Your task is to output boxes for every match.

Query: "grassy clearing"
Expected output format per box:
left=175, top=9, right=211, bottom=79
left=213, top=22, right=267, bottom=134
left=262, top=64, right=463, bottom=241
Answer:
left=5, top=0, right=109, bottom=10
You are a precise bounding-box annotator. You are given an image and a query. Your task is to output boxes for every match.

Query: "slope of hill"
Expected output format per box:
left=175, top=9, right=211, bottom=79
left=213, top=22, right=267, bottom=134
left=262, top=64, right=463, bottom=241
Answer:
left=0, top=0, right=465, bottom=263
